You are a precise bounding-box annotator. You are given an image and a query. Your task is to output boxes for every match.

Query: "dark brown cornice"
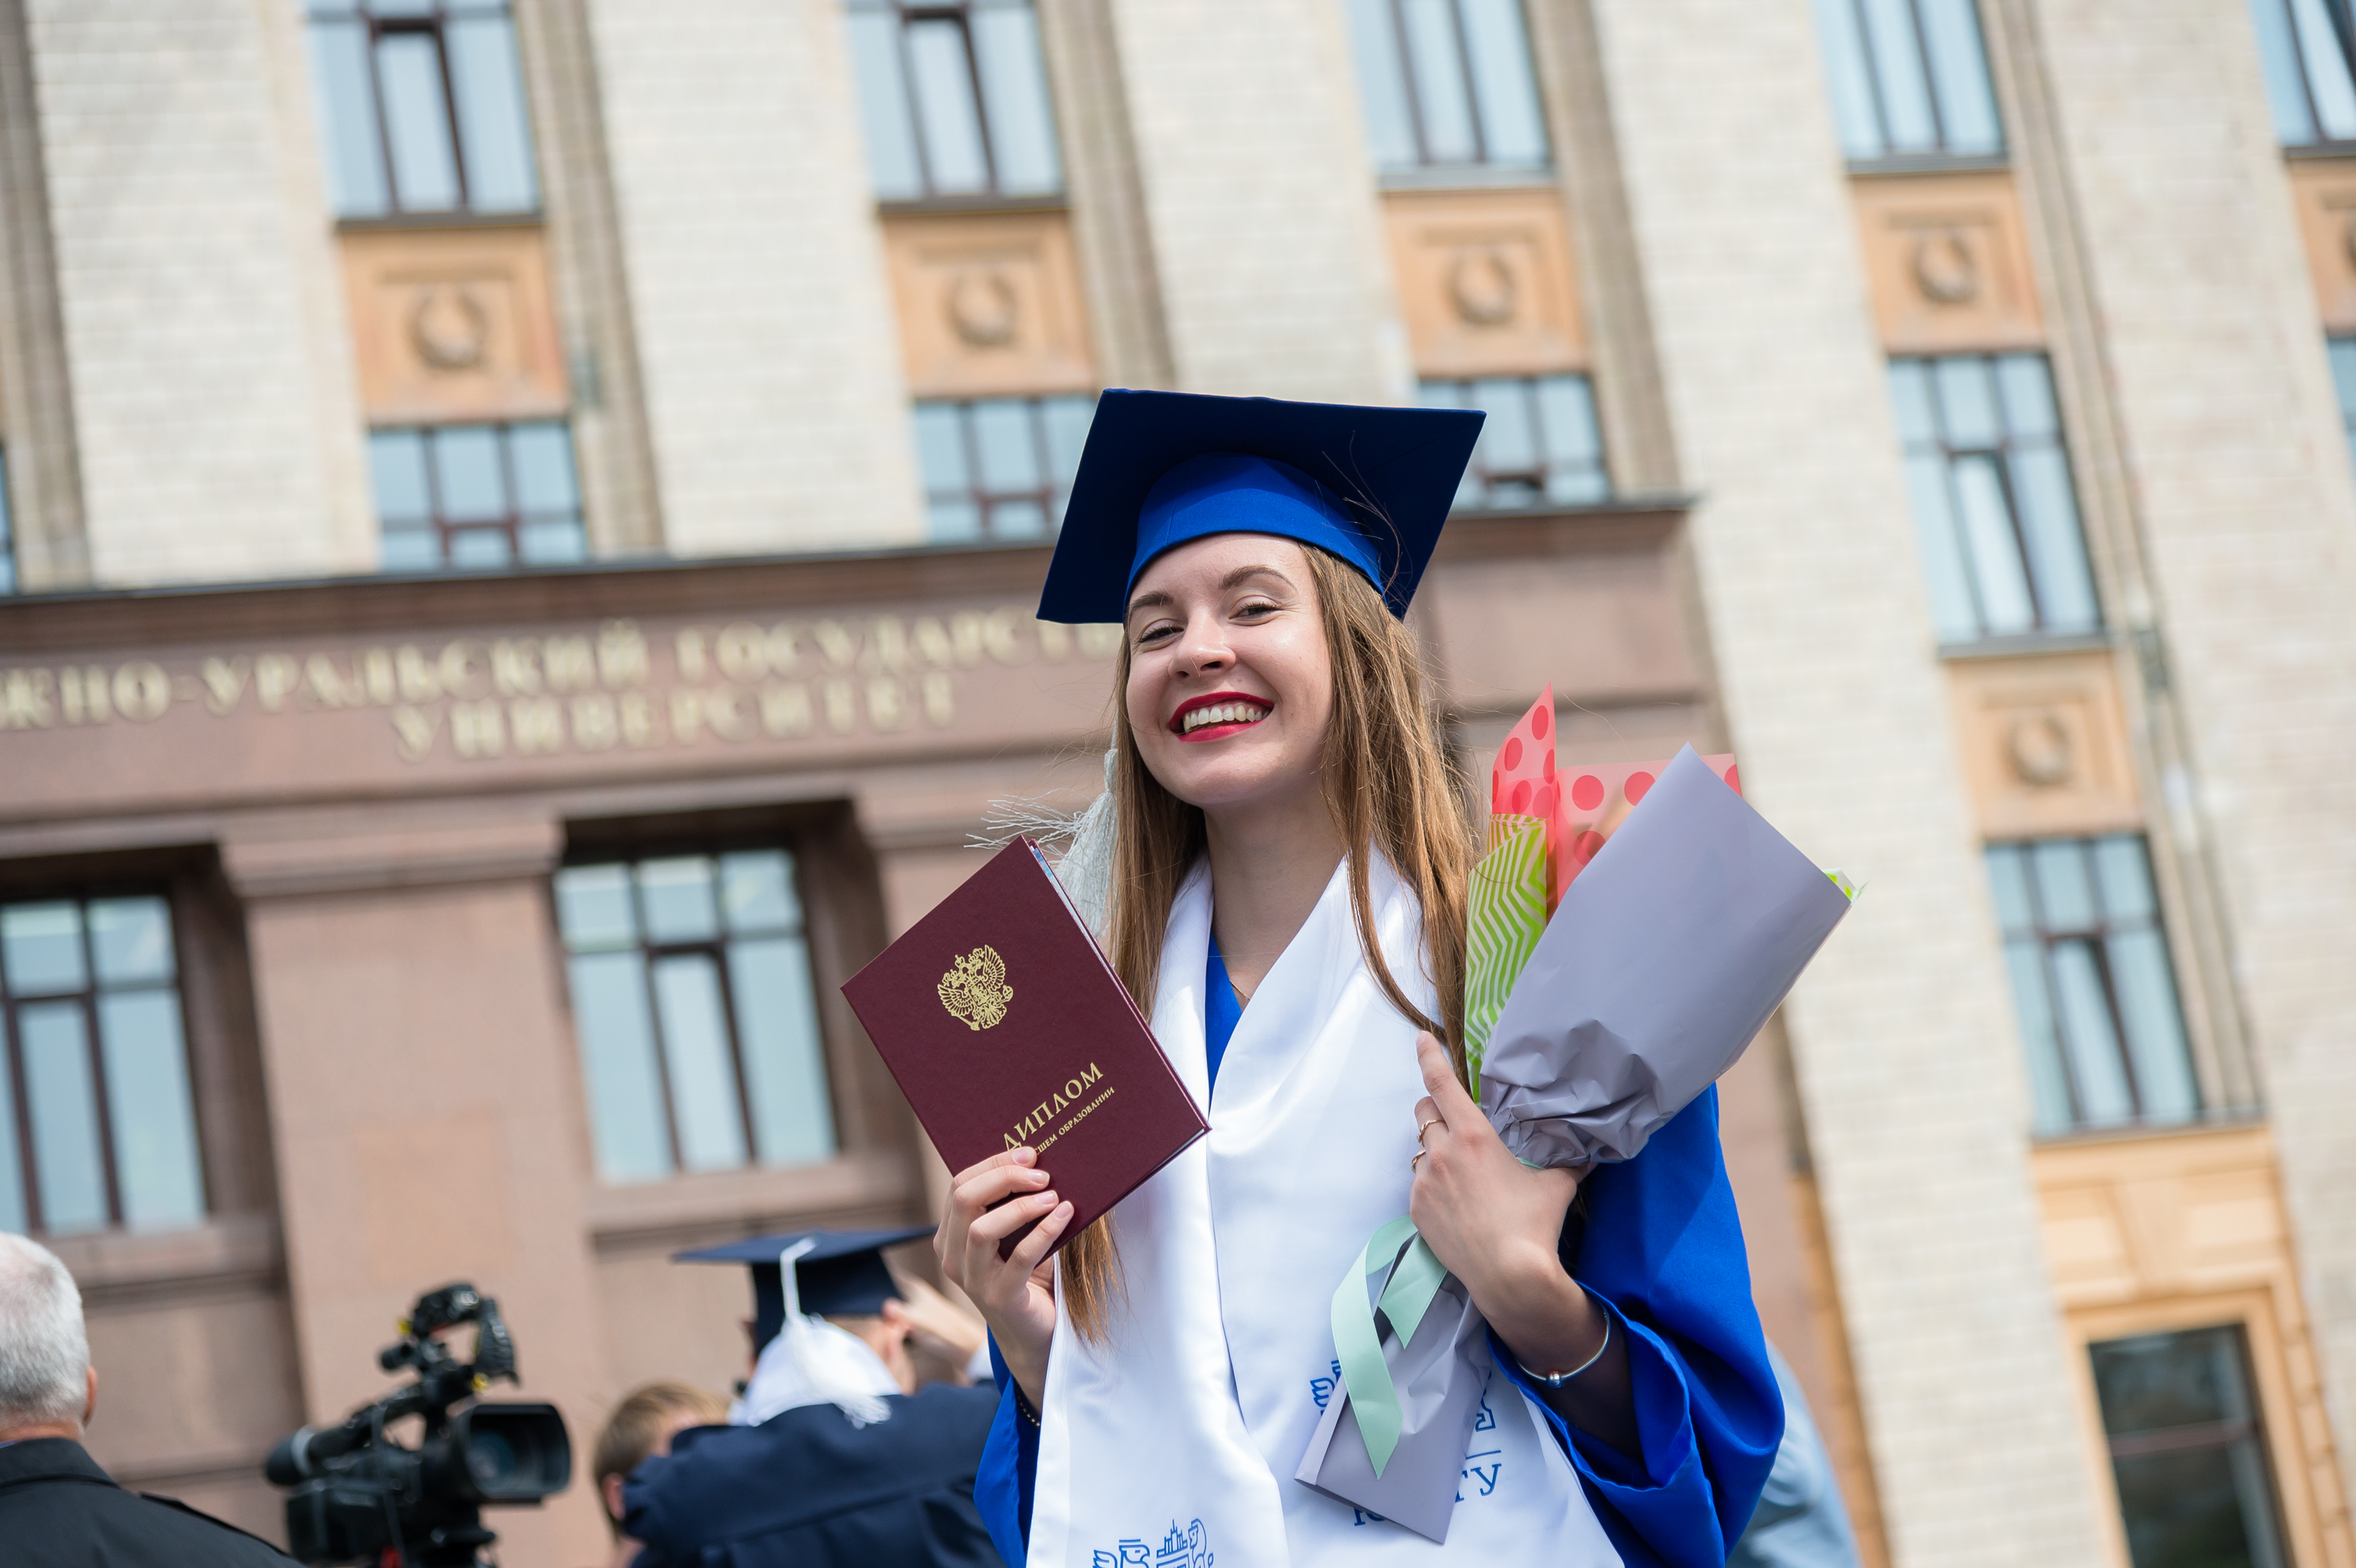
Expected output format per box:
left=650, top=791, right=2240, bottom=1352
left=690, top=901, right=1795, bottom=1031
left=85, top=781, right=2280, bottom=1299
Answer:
left=0, top=499, right=1691, bottom=654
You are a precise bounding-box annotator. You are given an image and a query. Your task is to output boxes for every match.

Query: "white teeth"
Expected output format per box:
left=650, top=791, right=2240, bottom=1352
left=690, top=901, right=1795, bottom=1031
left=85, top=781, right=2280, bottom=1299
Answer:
left=1181, top=701, right=1269, bottom=734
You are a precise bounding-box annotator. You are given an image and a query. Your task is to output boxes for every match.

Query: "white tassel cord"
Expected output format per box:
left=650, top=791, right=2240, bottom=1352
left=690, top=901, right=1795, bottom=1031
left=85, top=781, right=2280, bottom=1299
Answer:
left=734, top=1238, right=899, bottom=1429
left=973, top=748, right=1119, bottom=941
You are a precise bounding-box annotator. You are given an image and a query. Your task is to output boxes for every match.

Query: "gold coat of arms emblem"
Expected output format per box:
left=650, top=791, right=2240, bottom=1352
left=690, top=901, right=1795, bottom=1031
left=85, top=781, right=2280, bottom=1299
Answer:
left=938, top=944, right=1012, bottom=1031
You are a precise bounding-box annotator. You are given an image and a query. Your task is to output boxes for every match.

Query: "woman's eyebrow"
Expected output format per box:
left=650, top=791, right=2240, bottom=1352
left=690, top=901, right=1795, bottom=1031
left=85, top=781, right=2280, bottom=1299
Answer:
left=1126, top=565, right=1294, bottom=619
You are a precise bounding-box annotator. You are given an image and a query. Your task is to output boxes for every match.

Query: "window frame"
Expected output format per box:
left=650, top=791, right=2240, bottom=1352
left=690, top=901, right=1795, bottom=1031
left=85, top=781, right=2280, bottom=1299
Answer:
left=2326, top=336, right=2356, bottom=480
left=1986, top=834, right=2203, bottom=1137
left=1890, top=351, right=2104, bottom=647
left=1347, top=0, right=1554, bottom=182
left=0, top=444, right=15, bottom=596
left=1380, top=0, right=1500, bottom=169
left=2087, top=1321, right=2292, bottom=1568
left=0, top=884, right=207, bottom=1236
left=305, top=0, right=542, bottom=223
left=370, top=419, right=588, bottom=574
left=847, top=0, right=1068, bottom=207
left=553, top=841, right=843, bottom=1184
left=1815, top=0, right=2008, bottom=169
left=1418, top=373, right=1612, bottom=512
left=913, top=393, right=1094, bottom=544
left=2250, top=0, right=2356, bottom=151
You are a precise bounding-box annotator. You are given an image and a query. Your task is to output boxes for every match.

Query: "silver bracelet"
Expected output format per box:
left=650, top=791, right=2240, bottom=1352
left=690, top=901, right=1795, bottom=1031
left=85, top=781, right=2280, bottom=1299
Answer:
left=1513, top=1307, right=1612, bottom=1388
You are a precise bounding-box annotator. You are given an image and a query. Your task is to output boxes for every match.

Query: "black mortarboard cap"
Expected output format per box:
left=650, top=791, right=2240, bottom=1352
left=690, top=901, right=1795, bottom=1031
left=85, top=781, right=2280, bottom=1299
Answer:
left=674, top=1225, right=934, bottom=1351
left=1037, top=389, right=1483, bottom=624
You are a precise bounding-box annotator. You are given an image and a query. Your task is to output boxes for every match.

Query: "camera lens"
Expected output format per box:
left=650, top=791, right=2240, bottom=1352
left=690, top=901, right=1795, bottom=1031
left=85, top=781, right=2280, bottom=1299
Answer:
left=448, top=1403, right=571, bottom=1502
left=467, top=1432, right=519, bottom=1488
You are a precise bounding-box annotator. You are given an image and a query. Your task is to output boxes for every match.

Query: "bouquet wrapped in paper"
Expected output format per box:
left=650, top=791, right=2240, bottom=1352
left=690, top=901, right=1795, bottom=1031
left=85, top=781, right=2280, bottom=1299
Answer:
left=1296, top=694, right=1855, bottom=1540
left=1462, top=691, right=1746, bottom=1094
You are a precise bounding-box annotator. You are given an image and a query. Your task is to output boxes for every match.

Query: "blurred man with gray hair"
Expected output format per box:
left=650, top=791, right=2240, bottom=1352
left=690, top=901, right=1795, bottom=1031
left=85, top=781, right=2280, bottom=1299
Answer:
left=0, top=1231, right=296, bottom=1565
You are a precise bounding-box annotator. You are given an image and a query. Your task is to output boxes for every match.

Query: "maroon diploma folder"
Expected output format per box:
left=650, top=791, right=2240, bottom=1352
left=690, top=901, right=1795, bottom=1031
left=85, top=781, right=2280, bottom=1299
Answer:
left=841, top=839, right=1208, bottom=1255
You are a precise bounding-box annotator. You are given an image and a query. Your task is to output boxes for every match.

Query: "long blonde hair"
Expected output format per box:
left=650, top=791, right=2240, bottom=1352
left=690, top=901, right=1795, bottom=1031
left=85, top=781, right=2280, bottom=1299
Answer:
left=1059, top=545, right=1476, bottom=1342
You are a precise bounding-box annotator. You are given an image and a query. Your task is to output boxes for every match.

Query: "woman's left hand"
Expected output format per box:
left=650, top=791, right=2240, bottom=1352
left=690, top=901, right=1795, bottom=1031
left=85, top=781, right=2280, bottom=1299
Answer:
left=1407, top=1032, right=1605, bottom=1378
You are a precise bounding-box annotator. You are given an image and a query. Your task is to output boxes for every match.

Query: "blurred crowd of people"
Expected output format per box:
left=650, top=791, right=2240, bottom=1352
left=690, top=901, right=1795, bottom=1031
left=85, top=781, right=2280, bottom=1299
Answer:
left=0, top=1222, right=1859, bottom=1567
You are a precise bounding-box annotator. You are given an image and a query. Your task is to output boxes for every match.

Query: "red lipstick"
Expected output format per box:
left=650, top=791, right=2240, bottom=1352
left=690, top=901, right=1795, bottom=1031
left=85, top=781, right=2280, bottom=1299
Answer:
left=1169, top=690, right=1273, bottom=742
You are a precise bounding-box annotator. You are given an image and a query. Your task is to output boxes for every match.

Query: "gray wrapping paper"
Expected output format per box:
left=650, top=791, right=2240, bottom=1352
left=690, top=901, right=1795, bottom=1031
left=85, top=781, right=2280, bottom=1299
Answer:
left=1478, top=746, right=1853, bottom=1168
left=1298, top=745, right=1852, bottom=1536
left=1296, top=1270, right=1490, bottom=1542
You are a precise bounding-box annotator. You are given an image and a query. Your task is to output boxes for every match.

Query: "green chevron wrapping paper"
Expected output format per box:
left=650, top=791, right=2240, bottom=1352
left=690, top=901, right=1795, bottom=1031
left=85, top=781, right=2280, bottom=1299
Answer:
left=1463, top=814, right=1550, bottom=1095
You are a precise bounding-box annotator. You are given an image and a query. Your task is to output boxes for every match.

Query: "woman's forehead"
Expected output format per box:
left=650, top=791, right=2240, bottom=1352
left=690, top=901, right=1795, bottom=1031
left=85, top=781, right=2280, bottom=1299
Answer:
left=1128, top=533, right=1311, bottom=605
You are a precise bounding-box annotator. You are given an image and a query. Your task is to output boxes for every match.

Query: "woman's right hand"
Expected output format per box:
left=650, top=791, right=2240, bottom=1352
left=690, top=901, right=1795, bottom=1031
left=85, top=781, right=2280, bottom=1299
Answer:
left=936, top=1147, right=1070, bottom=1409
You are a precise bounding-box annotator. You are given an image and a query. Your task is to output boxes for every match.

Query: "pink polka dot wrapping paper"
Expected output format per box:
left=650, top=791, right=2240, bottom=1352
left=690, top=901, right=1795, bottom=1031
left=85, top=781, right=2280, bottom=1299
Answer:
left=1482, top=685, right=1739, bottom=911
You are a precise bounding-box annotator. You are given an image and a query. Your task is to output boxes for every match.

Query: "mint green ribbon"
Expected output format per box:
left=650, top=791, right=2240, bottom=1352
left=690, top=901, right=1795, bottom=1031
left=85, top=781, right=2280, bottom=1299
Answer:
left=1327, top=1215, right=1451, bottom=1476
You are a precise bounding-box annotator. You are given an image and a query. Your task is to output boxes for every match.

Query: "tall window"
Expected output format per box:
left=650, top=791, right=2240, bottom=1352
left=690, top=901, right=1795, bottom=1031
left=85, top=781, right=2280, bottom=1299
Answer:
left=845, top=0, right=1064, bottom=202
left=2249, top=0, right=2356, bottom=147
left=370, top=421, right=587, bottom=572
left=305, top=0, right=541, bottom=220
left=915, top=394, right=1092, bottom=542
left=1987, top=835, right=2200, bottom=1137
left=0, top=894, right=206, bottom=1236
left=1343, top=0, right=1550, bottom=176
left=1812, top=0, right=2003, bottom=162
left=555, top=851, right=837, bottom=1184
left=0, top=447, right=15, bottom=595
left=2090, top=1326, right=2288, bottom=1568
left=1890, top=353, right=2099, bottom=644
left=1419, top=375, right=1607, bottom=508
left=2328, top=338, right=2356, bottom=475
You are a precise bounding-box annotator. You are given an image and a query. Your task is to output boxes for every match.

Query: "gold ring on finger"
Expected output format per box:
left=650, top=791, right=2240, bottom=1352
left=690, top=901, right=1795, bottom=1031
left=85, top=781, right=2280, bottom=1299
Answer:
left=1416, top=1116, right=1444, bottom=1145
left=1410, top=1149, right=1427, bottom=1172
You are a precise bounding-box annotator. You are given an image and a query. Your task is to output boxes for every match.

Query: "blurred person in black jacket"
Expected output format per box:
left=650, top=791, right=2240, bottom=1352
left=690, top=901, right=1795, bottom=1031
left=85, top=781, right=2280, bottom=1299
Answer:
left=0, top=1231, right=294, bottom=1567
left=590, top=1380, right=731, bottom=1568
left=622, top=1227, right=1004, bottom=1568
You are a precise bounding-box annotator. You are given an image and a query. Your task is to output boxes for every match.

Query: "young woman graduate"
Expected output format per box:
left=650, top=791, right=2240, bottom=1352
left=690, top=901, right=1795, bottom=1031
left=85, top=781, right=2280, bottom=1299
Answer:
left=938, top=390, right=1782, bottom=1568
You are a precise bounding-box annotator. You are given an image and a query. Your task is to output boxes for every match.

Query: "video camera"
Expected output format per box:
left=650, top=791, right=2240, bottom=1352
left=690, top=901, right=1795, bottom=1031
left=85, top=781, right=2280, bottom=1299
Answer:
left=263, top=1283, right=572, bottom=1567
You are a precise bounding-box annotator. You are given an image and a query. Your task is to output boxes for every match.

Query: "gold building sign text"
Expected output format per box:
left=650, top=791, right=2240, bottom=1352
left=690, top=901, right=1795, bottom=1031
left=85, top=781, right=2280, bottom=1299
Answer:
left=0, top=607, right=1122, bottom=766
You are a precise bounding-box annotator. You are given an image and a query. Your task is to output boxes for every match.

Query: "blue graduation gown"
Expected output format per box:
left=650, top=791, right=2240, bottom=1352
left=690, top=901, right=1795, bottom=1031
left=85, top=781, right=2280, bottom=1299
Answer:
left=1727, top=1343, right=1861, bottom=1568
left=627, top=1383, right=1007, bottom=1568
left=975, top=939, right=1782, bottom=1567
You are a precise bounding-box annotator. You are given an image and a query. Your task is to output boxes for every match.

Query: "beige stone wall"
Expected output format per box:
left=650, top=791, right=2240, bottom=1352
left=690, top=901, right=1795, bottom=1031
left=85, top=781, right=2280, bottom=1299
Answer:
left=1584, top=1, right=2113, bottom=1564
left=26, top=0, right=372, bottom=585
left=1107, top=0, right=1408, bottom=402
left=587, top=0, right=922, bottom=556
left=2032, top=0, right=2356, bottom=1508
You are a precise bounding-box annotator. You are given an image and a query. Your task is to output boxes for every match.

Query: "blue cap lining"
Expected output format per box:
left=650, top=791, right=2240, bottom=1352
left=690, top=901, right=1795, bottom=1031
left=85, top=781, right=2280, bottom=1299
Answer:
left=1124, top=452, right=1384, bottom=607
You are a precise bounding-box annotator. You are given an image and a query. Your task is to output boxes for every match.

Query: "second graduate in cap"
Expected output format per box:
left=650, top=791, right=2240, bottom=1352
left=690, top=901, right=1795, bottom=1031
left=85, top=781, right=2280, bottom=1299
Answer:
left=625, top=1227, right=1002, bottom=1567
left=938, top=390, right=1783, bottom=1568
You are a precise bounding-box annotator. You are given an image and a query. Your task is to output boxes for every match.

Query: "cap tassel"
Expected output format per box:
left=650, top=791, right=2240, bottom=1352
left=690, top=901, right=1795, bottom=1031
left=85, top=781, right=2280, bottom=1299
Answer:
left=735, top=1238, right=897, bottom=1429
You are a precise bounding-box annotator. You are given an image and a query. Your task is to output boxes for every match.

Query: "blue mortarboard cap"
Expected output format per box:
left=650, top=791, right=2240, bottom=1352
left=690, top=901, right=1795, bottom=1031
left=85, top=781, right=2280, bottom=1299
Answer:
left=1038, top=390, right=1484, bottom=624
left=674, top=1225, right=934, bottom=1351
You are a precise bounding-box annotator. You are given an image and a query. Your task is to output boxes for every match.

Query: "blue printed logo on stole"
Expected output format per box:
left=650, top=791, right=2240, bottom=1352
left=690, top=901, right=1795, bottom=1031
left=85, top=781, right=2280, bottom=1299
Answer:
left=1457, top=1376, right=1503, bottom=1501
left=1309, top=1359, right=1342, bottom=1411
left=1093, top=1518, right=1210, bottom=1568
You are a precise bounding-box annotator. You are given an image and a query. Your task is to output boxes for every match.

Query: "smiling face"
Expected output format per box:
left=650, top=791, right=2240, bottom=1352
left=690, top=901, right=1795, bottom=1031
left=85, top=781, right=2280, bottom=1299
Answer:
left=1123, top=534, right=1336, bottom=817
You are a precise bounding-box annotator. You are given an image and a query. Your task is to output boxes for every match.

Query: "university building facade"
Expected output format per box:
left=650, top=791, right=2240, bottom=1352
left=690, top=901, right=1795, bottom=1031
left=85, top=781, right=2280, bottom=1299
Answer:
left=0, top=3, right=2351, bottom=1566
